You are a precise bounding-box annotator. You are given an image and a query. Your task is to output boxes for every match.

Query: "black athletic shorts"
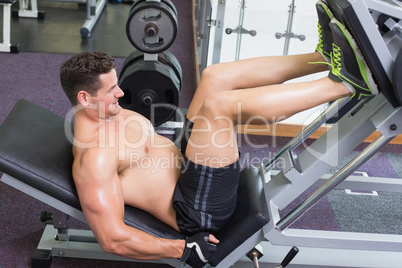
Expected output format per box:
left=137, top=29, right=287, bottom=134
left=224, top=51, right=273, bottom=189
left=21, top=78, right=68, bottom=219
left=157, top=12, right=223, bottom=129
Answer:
left=173, top=119, right=240, bottom=236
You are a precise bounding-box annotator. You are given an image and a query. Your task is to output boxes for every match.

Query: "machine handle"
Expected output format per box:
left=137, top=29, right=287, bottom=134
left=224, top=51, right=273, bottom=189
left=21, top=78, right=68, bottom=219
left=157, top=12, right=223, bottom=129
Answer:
left=280, top=246, right=299, bottom=267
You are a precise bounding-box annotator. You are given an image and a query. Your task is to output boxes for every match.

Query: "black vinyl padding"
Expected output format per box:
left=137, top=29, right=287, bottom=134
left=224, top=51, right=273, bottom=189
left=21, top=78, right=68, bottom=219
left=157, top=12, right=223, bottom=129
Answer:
left=0, top=99, right=270, bottom=266
left=209, top=165, right=269, bottom=266
left=393, top=50, right=402, bottom=105
left=0, top=100, right=79, bottom=209
left=0, top=99, right=183, bottom=240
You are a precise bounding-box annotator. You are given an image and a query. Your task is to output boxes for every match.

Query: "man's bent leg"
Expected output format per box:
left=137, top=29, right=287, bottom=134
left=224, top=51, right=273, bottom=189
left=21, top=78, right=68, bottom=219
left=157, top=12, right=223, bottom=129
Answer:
left=175, top=75, right=351, bottom=237
left=175, top=54, right=350, bottom=237
left=185, top=76, right=351, bottom=168
left=186, top=52, right=330, bottom=120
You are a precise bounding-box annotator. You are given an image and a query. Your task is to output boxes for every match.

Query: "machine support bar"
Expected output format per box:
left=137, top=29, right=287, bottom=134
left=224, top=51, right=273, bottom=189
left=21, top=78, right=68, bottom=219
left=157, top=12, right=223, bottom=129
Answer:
left=283, top=0, right=296, bottom=55
left=2, top=3, right=11, bottom=45
left=234, top=0, right=246, bottom=61
left=264, top=97, right=349, bottom=171
left=276, top=134, right=393, bottom=231
left=80, top=0, right=107, bottom=38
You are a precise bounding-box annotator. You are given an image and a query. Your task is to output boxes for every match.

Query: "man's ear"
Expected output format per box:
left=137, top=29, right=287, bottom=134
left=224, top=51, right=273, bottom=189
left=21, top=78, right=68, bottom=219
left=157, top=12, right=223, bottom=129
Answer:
left=77, top=91, right=91, bottom=107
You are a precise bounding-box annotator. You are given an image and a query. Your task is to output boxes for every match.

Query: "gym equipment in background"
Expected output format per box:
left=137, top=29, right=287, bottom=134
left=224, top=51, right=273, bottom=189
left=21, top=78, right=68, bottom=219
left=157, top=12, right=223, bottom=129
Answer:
left=0, top=0, right=19, bottom=53
left=126, top=0, right=178, bottom=53
left=119, top=49, right=182, bottom=126
left=120, top=0, right=183, bottom=127
left=13, top=0, right=106, bottom=38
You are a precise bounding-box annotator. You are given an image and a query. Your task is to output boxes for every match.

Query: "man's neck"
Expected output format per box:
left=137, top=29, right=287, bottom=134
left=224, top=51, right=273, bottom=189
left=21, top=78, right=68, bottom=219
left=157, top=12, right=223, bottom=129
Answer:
left=74, top=106, right=114, bottom=125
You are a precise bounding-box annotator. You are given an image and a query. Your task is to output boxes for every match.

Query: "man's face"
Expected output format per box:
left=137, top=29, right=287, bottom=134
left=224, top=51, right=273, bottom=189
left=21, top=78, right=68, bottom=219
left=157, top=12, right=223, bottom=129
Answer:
left=92, top=69, right=124, bottom=119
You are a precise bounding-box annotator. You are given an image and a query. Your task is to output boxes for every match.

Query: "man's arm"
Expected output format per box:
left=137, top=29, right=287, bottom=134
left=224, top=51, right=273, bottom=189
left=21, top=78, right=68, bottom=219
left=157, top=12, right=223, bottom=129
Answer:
left=73, top=147, right=185, bottom=260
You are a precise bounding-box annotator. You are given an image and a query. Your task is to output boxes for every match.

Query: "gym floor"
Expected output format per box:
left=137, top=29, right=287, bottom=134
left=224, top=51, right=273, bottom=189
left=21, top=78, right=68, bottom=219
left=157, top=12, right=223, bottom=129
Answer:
left=5, top=0, right=192, bottom=60
left=7, top=1, right=134, bottom=57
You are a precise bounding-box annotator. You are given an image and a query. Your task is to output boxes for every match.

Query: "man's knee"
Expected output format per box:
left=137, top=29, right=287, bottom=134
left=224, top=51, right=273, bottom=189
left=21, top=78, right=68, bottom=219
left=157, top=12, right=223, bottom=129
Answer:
left=200, top=63, right=232, bottom=88
left=200, top=64, right=220, bottom=85
left=200, top=91, right=237, bottom=121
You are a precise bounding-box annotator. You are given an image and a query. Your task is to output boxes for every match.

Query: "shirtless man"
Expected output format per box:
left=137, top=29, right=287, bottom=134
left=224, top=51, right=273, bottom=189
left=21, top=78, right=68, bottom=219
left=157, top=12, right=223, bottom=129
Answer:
left=60, top=2, right=378, bottom=266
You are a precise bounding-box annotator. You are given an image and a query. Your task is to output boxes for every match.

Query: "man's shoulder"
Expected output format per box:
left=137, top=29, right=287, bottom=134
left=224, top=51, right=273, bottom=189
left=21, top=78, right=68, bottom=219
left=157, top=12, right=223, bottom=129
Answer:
left=119, top=108, right=150, bottom=123
left=76, top=145, right=117, bottom=159
left=73, top=145, right=117, bottom=168
left=73, top=145, right=119, bottom=181
left=120, top=108, right=138, bottom=117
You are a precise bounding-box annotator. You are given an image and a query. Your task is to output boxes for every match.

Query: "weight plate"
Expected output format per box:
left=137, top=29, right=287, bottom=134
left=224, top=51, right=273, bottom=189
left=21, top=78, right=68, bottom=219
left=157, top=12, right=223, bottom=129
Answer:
left=159, top=51, right=182, bottom=87
left=119, top=59, right=181, bottom=126
left=126, top=1, right=178, bottom=53
left=130, top=0, right=146, bottom=11
left=129, top=0, right=176, bottom=15
left=119, top=50, right=144, bottom=79
left=161, top=0, right=177, bottom=16
left=120, top=50, right=182, bottom=90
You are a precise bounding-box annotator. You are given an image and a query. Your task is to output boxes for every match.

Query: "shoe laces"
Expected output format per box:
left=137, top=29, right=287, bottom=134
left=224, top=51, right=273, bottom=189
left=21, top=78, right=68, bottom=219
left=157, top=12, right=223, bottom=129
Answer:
left=331, top=43, right=342, bottom=75
left=330, top=42, right=370, bottom=94
left=316, top=22, right=324, bottom=51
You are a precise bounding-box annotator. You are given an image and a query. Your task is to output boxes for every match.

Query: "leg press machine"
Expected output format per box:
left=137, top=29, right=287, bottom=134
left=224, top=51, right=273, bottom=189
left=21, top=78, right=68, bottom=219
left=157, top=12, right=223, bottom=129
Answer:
left=1, top=0, right=402, bottom=267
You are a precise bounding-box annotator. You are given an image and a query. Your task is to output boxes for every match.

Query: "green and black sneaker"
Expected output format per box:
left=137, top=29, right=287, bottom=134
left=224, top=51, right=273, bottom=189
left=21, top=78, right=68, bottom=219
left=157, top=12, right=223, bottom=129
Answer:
left=315, top=0, right=334, bottom=63
left=328, top=19, right=379, bottom=100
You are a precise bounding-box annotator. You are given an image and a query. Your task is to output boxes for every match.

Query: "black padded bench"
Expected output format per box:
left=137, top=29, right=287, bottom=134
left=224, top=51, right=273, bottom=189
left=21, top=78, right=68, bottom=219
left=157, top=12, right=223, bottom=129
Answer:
left=0, top=99, right=270, bottom=267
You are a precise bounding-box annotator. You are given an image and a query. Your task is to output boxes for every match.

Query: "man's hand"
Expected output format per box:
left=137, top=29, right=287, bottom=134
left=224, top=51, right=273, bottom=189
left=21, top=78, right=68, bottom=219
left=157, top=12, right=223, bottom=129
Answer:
left=180, top=232, right=219, bottom=268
